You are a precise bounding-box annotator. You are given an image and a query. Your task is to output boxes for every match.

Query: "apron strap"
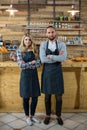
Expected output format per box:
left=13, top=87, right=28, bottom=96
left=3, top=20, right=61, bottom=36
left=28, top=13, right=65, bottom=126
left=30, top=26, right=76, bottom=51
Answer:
left=46, top=41, right=49, bottom=52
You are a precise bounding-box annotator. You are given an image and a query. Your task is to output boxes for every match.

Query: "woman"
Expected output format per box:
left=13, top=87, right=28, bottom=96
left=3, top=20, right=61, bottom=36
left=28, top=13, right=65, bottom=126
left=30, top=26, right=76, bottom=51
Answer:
left=16, top=33, right=41, bottom=126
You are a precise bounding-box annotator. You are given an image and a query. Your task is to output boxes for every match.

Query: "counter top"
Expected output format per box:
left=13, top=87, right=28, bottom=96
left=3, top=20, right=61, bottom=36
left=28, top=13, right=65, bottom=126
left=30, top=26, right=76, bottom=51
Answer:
left=0, top=61, right=18, bottom=67
left=62, top=60, right=87, bottom=67
left=0, top=60, right=87, bottom=67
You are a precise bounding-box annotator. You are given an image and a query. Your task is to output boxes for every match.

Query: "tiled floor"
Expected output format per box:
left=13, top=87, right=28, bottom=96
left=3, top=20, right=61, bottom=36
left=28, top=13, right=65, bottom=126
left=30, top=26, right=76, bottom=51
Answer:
left=0, top=112, right=87, bottom=130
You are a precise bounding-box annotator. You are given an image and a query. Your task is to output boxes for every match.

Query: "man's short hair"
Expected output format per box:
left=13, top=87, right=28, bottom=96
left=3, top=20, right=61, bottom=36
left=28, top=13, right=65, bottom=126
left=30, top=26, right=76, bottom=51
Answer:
left=46, top=26, right=55, bottom=30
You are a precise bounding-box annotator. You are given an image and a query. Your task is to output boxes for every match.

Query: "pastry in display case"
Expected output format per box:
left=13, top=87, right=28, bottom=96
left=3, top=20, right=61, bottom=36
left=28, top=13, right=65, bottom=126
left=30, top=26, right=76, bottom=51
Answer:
left=71, top=57, right=87, bottom=62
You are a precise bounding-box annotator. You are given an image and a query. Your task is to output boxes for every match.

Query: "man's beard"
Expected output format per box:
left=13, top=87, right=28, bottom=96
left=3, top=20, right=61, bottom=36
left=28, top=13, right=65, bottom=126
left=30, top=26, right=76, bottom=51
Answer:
left=49, top=37, right=55, bottom=41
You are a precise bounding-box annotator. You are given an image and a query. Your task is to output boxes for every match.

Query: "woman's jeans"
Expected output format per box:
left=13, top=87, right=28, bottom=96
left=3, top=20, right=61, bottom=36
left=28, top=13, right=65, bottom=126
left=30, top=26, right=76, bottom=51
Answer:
left=23, top=97, right=38, bottom=116
left=45, top=94, right=62, bottom=117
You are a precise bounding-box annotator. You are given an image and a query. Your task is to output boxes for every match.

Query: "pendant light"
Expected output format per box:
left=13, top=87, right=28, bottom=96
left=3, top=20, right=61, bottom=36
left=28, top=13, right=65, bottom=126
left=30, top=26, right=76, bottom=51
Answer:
left=6, top=0, right=18, bottom=16
left=67, top=5, right=80, bottom=16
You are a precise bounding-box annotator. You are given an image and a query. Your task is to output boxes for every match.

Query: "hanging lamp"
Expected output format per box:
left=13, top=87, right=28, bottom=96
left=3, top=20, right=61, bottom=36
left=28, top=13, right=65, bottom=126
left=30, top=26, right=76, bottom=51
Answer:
left=6, top=1, right=18, bottom=16
left=67, top=5, right=80, bottom=16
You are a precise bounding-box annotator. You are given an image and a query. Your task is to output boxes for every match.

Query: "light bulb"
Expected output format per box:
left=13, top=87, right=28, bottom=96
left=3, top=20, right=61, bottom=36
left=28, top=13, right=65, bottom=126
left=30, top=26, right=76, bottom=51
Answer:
left=6, top=4, right=18, bottom=16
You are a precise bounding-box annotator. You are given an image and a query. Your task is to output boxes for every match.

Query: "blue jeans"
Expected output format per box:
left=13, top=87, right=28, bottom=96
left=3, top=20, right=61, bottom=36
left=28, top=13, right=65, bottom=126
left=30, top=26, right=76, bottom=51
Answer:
left=23, top=97, right=38, bottom=116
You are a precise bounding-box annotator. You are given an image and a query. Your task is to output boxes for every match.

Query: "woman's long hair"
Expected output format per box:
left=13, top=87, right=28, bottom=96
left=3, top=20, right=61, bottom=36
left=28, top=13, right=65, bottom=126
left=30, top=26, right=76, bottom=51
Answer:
left=19, top=33, right=34, bottom=52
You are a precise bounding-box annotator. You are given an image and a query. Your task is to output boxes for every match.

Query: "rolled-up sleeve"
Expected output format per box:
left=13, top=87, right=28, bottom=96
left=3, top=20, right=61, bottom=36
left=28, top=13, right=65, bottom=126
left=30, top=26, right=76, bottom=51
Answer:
left=50, top=42, right=67, bottom=62
left=40, top=42, right=55, bottom=63
left=16, top=49, right=40, bottom=69
left=35, top=59, right=41, bottom=67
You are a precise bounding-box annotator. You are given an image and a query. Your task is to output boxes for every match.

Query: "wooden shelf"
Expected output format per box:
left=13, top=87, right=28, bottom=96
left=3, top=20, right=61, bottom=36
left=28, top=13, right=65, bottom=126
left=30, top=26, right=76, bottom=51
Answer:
left=47, top=1, right=78, bottom=5
left=1, top=25, right=47, bottom=30
left=51, top=20, right=82, bottom=23
left=7, top=26, right=82, bottom=31
left=56, top=34, right=82, bottom=36
left=66, top=44, right=84, bottom=46
left=30, top=3, right=78, bottom=6
left=56, top=28, right=84, bottom=31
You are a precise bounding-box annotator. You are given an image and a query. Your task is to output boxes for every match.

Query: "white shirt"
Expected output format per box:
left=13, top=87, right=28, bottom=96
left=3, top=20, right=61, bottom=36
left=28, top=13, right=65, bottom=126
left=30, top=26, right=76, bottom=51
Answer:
left=48, top=41, right=56, bottom=52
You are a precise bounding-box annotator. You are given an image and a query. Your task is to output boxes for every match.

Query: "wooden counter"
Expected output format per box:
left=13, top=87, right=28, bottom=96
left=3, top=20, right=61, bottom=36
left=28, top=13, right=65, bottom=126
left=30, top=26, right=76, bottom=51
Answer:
left=0, top=61, right=87, bottom=112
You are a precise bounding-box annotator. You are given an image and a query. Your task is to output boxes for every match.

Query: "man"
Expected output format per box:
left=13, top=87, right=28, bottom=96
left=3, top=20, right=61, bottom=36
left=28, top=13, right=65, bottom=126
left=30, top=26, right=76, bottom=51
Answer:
left=40, top=26, right=67, bottom=125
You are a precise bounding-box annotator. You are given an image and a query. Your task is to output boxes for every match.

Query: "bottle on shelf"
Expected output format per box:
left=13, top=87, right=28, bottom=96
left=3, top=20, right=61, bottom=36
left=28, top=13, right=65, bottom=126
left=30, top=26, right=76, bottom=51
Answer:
left=68, top=16, right=71, bottom=21
left=63, top=16, right=68, bottom=21
left=54, top=22, right=58, bottom=28
left=58, top=22, right=62, bottom=28
left=74, top=15, right=80, bottom=21
left=0, top=34, right=3, bottom=47
left=59, top=15, right=63, bottom=21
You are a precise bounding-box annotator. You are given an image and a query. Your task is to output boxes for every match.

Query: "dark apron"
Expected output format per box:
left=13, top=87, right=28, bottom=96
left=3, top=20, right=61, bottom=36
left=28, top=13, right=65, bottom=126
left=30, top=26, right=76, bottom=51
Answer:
left=20, top=51, right=40, bottom=98
left=41, top=41, right=64, bottom=94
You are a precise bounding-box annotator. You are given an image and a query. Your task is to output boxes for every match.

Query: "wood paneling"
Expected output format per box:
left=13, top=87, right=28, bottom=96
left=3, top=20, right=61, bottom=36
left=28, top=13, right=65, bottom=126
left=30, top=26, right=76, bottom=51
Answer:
left=0, top=0, right=86, bottom=43
left=0, top=61, right=87, bottom=112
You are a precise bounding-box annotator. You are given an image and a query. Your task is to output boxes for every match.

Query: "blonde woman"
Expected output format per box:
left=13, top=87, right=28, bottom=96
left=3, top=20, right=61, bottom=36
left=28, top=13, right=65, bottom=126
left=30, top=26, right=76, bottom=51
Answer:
left=16, top=33, right=41, bottom=126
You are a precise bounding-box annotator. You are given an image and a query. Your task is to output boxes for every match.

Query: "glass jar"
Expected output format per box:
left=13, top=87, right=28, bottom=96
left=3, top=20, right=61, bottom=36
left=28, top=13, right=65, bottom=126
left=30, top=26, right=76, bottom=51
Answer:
left=0, top=34, right=3, bottom=46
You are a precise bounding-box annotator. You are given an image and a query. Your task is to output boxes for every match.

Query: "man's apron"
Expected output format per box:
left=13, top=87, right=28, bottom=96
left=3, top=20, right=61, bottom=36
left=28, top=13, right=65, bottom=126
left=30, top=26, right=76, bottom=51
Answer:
left=41, top=41, right=64, bottom=94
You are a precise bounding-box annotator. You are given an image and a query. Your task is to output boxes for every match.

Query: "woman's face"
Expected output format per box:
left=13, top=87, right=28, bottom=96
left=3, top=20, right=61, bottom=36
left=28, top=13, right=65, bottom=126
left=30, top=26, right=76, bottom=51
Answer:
left=24, top=36, right=32, bottom=48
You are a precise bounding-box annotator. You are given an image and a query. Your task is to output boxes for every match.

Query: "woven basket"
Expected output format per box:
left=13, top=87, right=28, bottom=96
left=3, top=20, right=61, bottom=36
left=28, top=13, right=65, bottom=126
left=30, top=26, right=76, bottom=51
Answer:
left=0, top=52, right=10, bottom=61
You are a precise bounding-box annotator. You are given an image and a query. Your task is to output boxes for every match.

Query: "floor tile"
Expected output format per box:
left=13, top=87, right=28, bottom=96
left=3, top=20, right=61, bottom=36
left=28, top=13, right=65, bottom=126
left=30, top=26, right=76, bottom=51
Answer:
left=35, top=121, right=57, bottom=130
left=47, top=124, right=69, bottom=130
left=0, top=121, right=4, bottom=127
left=62, top=113, right=76, bottom=119
left=22, top=125, right=42, bottom=130
left=0, top=114, right=17, bottom=123
left=70, top=114, right=87, bottom=123
left=7, top=119, right=27, bottom=129
left=0, top=112, right=87, bottom=130
left=73, top=124, right=87, bottom=130
left=63, top=119, right=80, bottom=129
left=83, top=120, right=87, bottom=125
left=11, top=113, right=25, bottom=118
left=78, top=113, right=87, bottom=116
left=0, top=125, right=13, bottom=130
left=0, top=113, right=8, bottom=117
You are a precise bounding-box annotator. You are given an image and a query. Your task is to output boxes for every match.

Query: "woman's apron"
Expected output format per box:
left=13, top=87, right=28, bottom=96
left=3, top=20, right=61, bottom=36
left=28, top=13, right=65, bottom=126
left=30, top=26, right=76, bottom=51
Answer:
left=20, top=51, right=40, bottom=98
left=41, top=41, right=64, bottom=94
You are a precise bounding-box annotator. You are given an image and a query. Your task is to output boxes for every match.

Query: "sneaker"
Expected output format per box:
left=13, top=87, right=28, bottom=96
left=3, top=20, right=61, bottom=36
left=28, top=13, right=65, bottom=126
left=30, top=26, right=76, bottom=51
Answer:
left=32, top=117, right=41, bottom=124
left=44, top=117, right=50, bottom=125
left=57, top=117, right=63, bottom=125
left=26, top=118, right=33, bottom=126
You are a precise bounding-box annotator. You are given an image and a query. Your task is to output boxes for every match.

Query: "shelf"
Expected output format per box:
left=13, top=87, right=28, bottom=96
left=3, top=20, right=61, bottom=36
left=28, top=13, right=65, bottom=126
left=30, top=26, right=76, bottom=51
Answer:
left=32, top=34, right=84, bottom=37
left=2, top=24, right=47, bottom=30
left=47, top=1, right=78, bottom=5
left=57, top=34, right=82, bottom=36
left=51, top=20, right=82, bottom=23
left=66, top=44, right=84, bottom=46
left=25, top=27, right=46, bottom=30
left=56, top=28, right=84, bottom=31
left=5, top=26, right=83, bottom=31
left=30, top=2, right=78, bottom=6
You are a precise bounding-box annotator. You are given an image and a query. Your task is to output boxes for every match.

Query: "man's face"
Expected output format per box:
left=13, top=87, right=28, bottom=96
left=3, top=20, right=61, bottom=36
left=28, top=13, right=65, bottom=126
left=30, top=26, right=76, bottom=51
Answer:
left=46, top=27, right=56, bottom=41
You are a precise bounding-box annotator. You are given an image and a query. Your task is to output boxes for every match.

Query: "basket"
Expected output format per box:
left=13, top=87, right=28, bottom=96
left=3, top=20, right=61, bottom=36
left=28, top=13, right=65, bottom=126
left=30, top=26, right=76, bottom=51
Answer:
left=0, top=52, right=10, bottom=61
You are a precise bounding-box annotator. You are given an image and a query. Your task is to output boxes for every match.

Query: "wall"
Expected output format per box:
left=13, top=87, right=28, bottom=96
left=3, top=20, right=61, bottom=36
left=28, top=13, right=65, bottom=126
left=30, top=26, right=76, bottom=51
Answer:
left=0, top=0, right=87, bottom=44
